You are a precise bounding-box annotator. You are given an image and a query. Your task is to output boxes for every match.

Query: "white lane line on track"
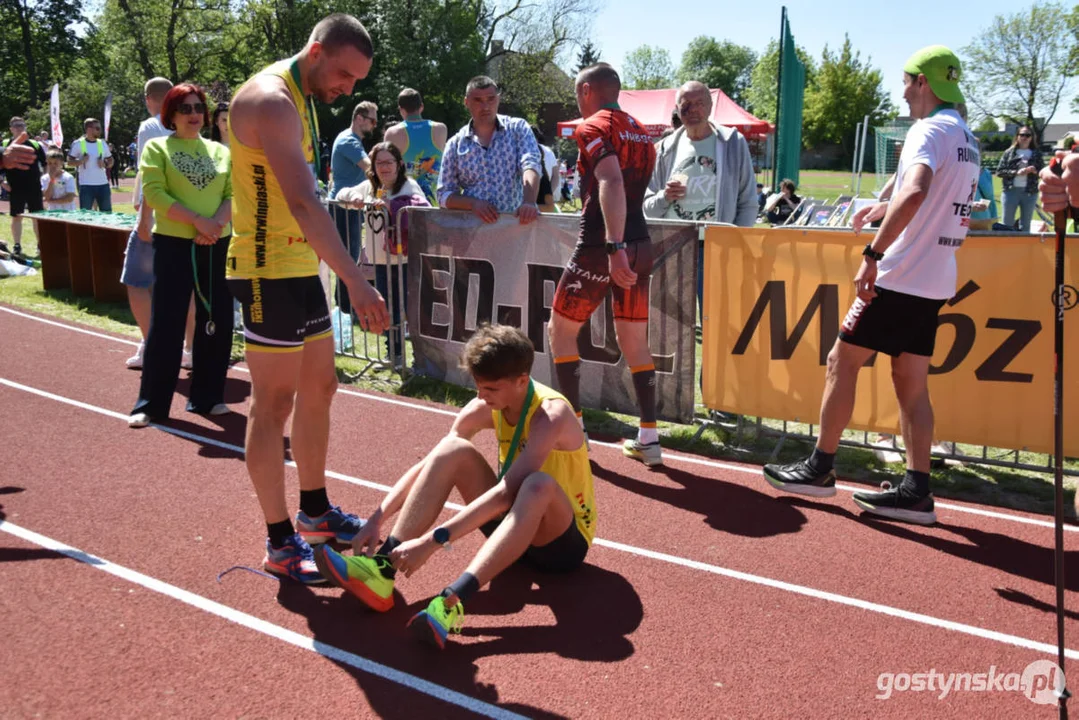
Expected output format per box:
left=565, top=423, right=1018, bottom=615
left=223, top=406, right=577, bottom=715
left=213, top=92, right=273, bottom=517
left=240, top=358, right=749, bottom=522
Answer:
left=1, top=304, right=1074, bottom=534
left=0, top=521, right=527, bottom=720
left=2, top=375, right=1076, bottom=662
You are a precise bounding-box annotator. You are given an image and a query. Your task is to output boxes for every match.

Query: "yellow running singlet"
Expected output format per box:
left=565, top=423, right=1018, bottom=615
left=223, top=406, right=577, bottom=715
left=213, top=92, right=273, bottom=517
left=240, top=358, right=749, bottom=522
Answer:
left=493, top=381, right=596, bottom=543
left=227, top=60, right=320, bottom=280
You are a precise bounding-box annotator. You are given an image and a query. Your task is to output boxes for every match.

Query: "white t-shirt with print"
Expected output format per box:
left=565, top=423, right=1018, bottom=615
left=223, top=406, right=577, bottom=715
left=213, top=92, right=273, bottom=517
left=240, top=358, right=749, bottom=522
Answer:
left=40, top=171, right=77, bottom=210
left=1012, top=148, right=1033, bottom=190
left=664, top=133, right=717, bottom=222
left=355, top=178, right=424, bottom=265
left=876, top=109, right=981, bottom=300
left=68, top=137, right=112, bottom=186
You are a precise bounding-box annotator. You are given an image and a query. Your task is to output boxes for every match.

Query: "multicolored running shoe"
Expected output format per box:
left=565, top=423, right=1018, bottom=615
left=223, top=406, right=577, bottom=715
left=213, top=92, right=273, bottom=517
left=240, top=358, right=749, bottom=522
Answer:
left=263, top=534, right=325, bottom=585
left=407, top=596, right=465, bottom=649
left=295, top=505, right=364, bottom=545
left=313, top=545, right=395, bottom=612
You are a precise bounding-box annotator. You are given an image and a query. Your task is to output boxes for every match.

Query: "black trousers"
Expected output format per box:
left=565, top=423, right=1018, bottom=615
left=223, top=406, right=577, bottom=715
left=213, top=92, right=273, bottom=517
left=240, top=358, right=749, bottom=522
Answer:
left=132, top=233, right=234, bottom=418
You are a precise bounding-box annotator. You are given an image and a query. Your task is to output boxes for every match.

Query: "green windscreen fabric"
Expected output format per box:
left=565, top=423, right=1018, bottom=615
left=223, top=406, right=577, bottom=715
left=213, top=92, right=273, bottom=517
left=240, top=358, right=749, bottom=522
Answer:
left=774, top=7, right=805, bottom=191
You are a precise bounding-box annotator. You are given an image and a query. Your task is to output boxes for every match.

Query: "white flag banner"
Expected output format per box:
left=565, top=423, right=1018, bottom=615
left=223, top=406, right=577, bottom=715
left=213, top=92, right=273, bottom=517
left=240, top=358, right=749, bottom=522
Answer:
left=103, top=92, right=113, bottom=140
left=50, top=84, right=63, bottom=147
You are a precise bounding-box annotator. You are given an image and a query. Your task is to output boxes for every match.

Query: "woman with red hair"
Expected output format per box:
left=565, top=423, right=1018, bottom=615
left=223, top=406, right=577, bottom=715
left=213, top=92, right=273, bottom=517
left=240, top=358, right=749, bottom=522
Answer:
left=129, top=83, right=234, bottom=427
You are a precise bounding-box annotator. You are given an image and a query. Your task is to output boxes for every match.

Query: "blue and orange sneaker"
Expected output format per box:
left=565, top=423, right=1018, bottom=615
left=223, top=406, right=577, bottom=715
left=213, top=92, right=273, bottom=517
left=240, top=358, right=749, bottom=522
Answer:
left=295, top=505, right=364, bottom=545
left=263, top=534, right=325, bottom=585
left=313, top=545, right=395, bottom=612
left=407, top=596, right=465, bottom=649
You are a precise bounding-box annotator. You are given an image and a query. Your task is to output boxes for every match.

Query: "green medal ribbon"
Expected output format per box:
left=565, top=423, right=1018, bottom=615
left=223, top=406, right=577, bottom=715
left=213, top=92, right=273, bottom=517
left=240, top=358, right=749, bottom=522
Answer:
left=928, top=103, right=955, bottom=118
left=289, top=59, right=322, bottom=182
left=497, top=379, right=535, bottom=481
left=192, top=243, right=214, bottom=336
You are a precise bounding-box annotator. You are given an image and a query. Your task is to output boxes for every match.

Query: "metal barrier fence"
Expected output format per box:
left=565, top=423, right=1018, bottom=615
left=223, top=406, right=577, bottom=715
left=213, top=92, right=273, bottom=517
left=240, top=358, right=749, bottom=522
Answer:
left=318, top=203, right=1073, bottom=477
left=695, top=411, right=1079, bottom=477
left=324, top=198, right=407, bottom=378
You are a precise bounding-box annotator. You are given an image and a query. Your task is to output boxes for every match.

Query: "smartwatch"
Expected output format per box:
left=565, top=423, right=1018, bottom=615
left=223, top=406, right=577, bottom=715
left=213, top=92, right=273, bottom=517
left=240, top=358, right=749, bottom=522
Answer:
left=862, top=244, right=885, bottom=262
left=433, top=526, right=452, bottom=551
left=606, top=241, right=627, bottom=255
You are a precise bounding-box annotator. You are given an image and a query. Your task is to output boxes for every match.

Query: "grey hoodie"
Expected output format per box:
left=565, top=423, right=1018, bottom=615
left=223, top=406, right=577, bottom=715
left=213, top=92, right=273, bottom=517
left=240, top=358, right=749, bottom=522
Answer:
left=643, top=123, right=758, bottom=227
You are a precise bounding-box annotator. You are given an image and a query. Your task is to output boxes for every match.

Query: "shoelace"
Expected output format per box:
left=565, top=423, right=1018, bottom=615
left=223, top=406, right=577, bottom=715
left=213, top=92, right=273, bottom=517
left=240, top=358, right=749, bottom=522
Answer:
left=445, top=604, right=465, bottom=634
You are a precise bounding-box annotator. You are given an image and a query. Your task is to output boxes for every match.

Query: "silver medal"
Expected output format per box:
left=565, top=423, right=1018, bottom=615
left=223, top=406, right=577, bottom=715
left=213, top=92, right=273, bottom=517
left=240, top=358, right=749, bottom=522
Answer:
left=206, top=320, right=216, bottom=336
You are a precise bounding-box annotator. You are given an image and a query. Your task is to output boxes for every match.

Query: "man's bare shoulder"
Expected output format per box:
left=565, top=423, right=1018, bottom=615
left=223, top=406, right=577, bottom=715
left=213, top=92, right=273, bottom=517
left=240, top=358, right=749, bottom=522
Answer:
left=384, top=123, right=407, bottom=143
left=231, top=75, right=298, bottom=147
left=535, top=397, right=583, bottom=448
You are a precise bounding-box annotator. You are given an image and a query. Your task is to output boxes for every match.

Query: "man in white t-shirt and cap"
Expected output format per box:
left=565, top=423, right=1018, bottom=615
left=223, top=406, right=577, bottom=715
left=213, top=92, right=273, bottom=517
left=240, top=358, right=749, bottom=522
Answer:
left=643, top=80, right=757, bottom=315
left=761, top=45, right=980, bottom=526
left=67, top=117, right=113, bottom=211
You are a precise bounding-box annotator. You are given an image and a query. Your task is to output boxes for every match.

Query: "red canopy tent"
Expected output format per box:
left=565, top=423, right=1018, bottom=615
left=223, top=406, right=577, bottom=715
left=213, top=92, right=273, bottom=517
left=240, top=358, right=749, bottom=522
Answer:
left=556, top=88, right=772, bottom=140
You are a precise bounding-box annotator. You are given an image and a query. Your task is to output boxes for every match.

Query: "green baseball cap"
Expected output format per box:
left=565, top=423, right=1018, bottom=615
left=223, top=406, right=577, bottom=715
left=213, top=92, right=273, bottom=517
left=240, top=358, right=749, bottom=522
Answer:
left=904, top=45, right=965, bottom=104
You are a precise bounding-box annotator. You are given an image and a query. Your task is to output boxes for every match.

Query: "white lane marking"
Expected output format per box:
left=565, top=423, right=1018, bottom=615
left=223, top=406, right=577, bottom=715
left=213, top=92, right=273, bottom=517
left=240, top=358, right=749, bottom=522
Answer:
left=2, top=306, right=1074, bottom=532
left=2, top=376, right=1075, bottom=661
left=0, top=305, right=140, bottom=346
left=0, top=521, right=527, bottom=720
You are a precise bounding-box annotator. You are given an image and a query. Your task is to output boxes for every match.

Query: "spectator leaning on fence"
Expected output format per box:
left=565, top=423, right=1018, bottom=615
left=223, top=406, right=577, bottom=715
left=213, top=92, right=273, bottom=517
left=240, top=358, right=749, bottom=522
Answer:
left=336, top=141, right=430, bottom=365
left=995, top=125, right=1043, bottom=233
left=128, top=83, right=234, bottom=430
left=68, top=117, right=113, bottom=211
left=436, top=75, right=542, bottom=224
left=384, top=88, right=447, bottom=206
left=761, top=45, right=981, bottom=526
left=329, top=100, right=378, bottom=316
left=643, top=80, right=757, bottom=316
left=1, top=117, right=46, bottom=258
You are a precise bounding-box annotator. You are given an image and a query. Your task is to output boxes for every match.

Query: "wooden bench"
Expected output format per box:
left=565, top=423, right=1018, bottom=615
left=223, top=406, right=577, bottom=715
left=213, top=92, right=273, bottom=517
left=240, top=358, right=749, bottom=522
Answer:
left=29, top=211, right=136, bottom=304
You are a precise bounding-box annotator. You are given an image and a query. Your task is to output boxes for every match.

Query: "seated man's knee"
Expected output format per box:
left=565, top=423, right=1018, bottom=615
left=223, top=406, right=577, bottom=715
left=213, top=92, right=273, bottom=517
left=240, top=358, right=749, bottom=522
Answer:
left=516, top=472, right=558, bottom=504
left=435, top=434, right=480, bottom=459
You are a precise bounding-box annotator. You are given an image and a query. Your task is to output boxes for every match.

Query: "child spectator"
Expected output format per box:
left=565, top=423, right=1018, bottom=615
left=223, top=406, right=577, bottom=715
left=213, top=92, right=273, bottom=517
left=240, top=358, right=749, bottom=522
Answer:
left=41, top=150, right=77, bottom=210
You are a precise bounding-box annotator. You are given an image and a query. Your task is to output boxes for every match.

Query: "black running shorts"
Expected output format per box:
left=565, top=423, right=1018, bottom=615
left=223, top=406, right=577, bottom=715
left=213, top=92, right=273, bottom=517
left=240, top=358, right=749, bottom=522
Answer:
left=838, top=285, right=947, bottom=358
left=227, top=275, right=333, bottom=353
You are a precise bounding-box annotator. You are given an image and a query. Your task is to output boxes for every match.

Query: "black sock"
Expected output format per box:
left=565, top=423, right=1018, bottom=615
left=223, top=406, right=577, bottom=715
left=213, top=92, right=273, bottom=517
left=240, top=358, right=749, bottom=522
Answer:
left=553, top=356, right=581, bottom=413
left=903, top=469, right=931, bottom=496
left=808, top=447, right=835, bottom=474
left=372, top=536, right=401, bottom=579
left=630, top=364, right=657, bottom=428
left=267, top=519, right=296, bottom=549
left=441, top=572, right=480, bottom=605
left=299, top=488, right=331, bottom=518
left=377, top=535, right=401, bottom=557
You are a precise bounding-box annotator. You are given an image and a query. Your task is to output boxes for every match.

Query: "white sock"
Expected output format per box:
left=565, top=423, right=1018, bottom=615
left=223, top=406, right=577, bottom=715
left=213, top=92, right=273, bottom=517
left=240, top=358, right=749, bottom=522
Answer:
left=637, top=426, right=658, bottom=445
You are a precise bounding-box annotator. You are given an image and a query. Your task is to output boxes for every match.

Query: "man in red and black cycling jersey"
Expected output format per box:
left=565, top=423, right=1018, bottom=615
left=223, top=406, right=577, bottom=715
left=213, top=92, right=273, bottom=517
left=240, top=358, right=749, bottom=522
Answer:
left=548, top=63, right=663, bottom=466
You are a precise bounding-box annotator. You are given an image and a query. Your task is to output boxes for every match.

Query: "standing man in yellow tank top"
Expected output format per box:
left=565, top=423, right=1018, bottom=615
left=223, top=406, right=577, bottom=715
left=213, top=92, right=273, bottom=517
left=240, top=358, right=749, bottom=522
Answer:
left=227, top=13, right=391, bottom=584
left=314, top=324, right=596, bottom=649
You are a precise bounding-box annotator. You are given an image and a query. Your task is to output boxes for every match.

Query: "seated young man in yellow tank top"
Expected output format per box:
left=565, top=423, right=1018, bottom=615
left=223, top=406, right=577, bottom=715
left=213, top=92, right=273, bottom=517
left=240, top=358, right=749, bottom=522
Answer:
left=314, top=324, right=595, bottom=649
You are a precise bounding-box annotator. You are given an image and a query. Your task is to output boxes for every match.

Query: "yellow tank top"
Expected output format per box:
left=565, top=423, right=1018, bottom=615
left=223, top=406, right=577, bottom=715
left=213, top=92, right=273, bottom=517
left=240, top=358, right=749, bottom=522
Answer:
left=227, top=59, right=320, bottom=279
left=493, top=381, right=596, bottom=544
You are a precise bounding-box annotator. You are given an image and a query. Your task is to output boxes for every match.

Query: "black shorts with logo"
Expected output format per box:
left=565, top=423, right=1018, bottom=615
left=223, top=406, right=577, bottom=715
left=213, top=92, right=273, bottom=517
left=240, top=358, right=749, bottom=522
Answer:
left=838, top=285, right=947, bottom=358
left=9, top=189, right=43, bottom=217
left=227, top=275, right=333, bottom=353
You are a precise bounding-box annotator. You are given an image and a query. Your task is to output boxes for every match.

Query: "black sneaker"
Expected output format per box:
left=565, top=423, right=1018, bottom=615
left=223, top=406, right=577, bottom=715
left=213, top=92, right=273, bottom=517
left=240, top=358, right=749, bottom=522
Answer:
left=12, top=244, right=22, bottom=257
left=852, top=481, right=936, bottom=525
left=762, top=460, right=837, bottom=498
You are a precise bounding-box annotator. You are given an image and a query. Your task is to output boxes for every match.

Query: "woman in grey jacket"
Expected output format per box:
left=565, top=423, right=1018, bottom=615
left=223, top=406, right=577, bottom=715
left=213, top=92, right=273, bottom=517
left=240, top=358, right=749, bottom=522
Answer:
left=995, top=126, right=1043, bottom=232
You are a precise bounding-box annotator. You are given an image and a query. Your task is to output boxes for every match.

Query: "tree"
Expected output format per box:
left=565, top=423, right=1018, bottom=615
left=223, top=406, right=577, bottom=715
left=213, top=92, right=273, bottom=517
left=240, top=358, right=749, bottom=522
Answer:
left=675, top=37, right=756, bottom=106
left=622, top=45, right=673, bottom=90
left=962, top=2, right=1076, bottom=139
left=802, top=36, right=891, bottom=161
left=0, top=0, right=85, bottom=124
left=575, top=40, right=600, bottom=74
left=744, top=38, right=815, bottom=122
left=974, top=117, right=1000, bottom=133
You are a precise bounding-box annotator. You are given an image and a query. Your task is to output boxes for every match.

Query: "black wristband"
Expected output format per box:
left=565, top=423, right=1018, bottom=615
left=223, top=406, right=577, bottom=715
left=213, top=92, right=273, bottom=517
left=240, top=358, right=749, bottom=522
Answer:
left=606, top=241, right=627, bottom=255
left=863, top=244, right=884, bottom=262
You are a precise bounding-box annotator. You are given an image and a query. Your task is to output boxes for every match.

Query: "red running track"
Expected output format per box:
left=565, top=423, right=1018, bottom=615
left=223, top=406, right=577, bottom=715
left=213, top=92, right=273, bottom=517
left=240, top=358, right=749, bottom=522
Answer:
left=0, top=304, right=1076, bottom=718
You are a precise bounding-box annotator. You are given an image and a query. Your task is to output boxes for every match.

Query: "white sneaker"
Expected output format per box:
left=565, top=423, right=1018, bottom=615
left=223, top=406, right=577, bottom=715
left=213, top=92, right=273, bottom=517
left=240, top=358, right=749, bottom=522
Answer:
left=181, top=349, right=193, bottom=370
left=128, top=412, right=151, bottom=428
left=208, top=403, right=230, bottom=416
left=126, top=343, right=145, bottom=369
left=623, top=439, right=663, bottom=467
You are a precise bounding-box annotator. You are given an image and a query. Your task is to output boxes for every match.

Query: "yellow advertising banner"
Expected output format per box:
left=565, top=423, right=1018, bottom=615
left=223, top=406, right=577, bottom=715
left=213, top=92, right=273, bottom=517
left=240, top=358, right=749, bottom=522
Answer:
left=701, top=227, right=1078, bottom=455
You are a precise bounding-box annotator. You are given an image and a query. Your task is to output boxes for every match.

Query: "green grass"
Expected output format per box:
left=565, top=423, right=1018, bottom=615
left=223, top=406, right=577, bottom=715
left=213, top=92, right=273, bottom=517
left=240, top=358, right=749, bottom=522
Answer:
left=794, top=169, right=1006, bottom=206
left=2, top=194, right=1075, bottom=519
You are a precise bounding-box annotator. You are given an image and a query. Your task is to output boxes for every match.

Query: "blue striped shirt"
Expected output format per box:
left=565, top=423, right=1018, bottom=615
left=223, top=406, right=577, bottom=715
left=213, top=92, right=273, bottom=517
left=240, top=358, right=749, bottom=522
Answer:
left=436, top=114, right=541, bottom=213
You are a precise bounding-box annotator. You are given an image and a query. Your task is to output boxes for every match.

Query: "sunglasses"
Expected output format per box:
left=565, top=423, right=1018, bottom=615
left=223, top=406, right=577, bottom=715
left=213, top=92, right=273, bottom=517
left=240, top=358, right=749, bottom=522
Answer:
left=177, top=103, right=207, bottom=115
left=1018, top=133, right=1032, bottom=137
